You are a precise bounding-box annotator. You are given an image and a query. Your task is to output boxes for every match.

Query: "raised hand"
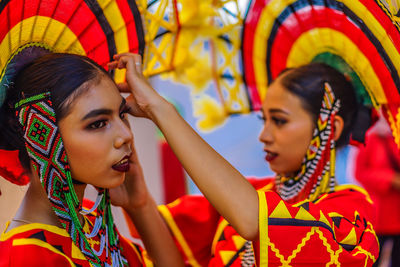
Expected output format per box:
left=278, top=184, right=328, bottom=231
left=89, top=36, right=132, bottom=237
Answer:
left=108, top=53, right=167, bottom=120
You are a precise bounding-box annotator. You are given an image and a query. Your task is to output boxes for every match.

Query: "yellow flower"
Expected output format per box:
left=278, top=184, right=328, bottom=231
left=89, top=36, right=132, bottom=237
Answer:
left=193, top=95, right=226, bottom=131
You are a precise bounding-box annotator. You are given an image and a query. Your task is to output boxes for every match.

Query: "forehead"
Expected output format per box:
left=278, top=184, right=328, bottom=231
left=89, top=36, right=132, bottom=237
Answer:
left=69, top=77, right=122, bottom=114
left=262, top=77, right=305, bottom=112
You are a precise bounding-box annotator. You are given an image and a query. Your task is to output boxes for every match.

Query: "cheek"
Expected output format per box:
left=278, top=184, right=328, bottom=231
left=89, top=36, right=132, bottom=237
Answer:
left=278, top=126, right=313, bottom=170
left=63, top=134, right=110, bottom=178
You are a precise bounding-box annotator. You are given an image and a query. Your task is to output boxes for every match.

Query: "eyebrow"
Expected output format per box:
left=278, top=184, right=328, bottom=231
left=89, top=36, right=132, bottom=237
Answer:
left=268, top=108, right=290, bottom=115
left=81, top=98, right=126, bottom=121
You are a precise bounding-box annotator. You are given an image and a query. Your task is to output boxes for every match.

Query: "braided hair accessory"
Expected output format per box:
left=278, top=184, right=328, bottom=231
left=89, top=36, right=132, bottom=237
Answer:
left=15, top=92, right=127, bottom=266
left=276, top=83, right=341, bottom=203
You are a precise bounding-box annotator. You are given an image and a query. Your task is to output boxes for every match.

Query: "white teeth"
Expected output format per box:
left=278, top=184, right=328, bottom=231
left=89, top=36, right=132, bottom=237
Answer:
left=116, top=158, right=128, bottom=166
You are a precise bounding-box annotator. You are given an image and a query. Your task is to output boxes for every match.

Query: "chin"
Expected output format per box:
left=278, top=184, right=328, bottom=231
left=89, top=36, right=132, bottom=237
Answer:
left=96, top=172, right=126, bottom=189
left=108, top=175, right=126, bottom=189
left=272, top=167, right=298, bottom=177
left=270, top=161, right=301, bottom=176
left=269, top=165, right=283, bottom=175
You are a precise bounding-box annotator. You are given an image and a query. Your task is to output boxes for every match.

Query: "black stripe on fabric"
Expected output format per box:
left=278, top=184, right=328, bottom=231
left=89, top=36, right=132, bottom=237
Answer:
left=0, top=0, right=10, bottom=13
left=83, top=0, right=116, bottom=63
left=269, top=217, right=357, bottom=251
left=225, top=243, right=248, bottom=266
left=127, top=0, right=145, bottom=56
left=342, top=4, right=400, bottom=94
left=268, top=218, right=335, bottom=239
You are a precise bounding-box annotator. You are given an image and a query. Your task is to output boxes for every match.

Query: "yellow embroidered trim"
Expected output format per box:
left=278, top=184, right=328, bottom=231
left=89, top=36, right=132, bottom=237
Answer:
left=313, top=193, right=330, bottom=204
left=1, top=222, right=69, bottom=241
left=353, top=247, right=376, bottom=265
left=334, top=184, right=373, bottom=204
left=266, top=227, right=343, bottom=266
left=141, top=250, right=155, bottom=267
left=120, top=235, right=145, bottom=265
left=315, top=228, right=343, bottom=266
left=13, top=238, right=76, bottom=266
left=158, top=205, right=201, bottom=267
left=258, top=182, right=274, bottom=192
left=293, top=198, right=311, bottom=207
left=258, top=191, right=268, bottom=266
left=211, top=219, right=229, bottom=255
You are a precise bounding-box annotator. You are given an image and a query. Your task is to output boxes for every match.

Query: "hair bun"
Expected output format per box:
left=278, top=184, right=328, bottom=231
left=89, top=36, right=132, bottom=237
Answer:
left=0, top=44, right=50, bottom=108
left=350, top=105, right=378, bottom=146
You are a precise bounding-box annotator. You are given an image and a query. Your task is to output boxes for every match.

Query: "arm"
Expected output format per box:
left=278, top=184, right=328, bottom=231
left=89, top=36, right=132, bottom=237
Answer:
left=108, top=53, right=259, bottom=240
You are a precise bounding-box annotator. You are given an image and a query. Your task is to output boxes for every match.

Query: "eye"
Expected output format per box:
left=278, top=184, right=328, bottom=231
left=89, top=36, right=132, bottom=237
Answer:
left=88, top=120, right=108, bottom=129
left=272, top=117, right=287, bottom=126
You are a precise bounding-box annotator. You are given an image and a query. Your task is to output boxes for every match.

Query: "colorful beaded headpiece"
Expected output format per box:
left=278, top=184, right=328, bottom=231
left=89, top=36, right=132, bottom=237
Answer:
left=15, top=92, right=127, bottom=266
left=276, top=83, right=341, bottom=203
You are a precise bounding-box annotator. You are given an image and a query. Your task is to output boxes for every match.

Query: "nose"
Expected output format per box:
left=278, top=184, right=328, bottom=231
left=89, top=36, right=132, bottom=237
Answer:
left=259, top=121, right=273, bottom=144
left=114, top=119, right=133, bottom=149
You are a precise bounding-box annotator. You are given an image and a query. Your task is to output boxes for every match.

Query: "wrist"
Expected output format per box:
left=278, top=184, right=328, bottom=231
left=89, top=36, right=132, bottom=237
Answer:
left=124, top=195, right=156, bottom=219
left=147, top=99, right=176, bottom=124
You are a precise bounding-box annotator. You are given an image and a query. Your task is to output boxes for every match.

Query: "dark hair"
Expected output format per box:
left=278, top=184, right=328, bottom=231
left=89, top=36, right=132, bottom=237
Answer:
left=278, top=63, right=358, bottom=147
left=0, top=53, right=110, bottom=171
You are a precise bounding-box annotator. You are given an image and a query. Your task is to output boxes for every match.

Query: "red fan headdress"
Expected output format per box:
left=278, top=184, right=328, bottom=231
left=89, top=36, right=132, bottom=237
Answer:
left=242, top=0, right=400, bottom=146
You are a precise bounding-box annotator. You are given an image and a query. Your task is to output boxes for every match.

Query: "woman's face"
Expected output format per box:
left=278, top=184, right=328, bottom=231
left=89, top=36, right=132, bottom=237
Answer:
left=58, top=76, right=133, bottom=188
left=259, top=76, right=314, bottom=176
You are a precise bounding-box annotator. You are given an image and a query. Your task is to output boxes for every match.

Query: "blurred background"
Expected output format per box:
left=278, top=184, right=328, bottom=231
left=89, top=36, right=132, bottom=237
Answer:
left=2, top=0, right=399, bottom=265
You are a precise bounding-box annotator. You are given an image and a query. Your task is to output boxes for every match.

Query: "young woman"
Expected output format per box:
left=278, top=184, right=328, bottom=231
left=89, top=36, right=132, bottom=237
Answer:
left=0, top=52, right=184, bottom=266
left=109, top=53, right=379, bottom=266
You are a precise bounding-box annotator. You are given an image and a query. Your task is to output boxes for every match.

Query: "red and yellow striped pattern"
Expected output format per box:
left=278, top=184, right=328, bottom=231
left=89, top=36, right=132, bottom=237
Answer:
left=0, top=0, right=144, bottom=84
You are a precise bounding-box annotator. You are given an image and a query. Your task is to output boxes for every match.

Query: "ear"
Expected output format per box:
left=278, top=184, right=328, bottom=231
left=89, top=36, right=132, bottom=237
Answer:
left=333, top=115, right=344, bottom=142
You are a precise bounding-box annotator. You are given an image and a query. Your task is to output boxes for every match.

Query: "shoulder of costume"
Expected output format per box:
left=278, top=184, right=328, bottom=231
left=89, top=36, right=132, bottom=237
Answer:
left=247, top=176, right=275, bottom=191
left=325, top=184, right=373, bottom=204
left=1, top=221, right=69, bottom=242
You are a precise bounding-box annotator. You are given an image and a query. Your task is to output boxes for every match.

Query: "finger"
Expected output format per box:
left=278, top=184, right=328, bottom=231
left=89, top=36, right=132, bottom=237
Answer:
left=114, top=54, right=142, bottom=73
left=113, top=52, right=139, bottom=60
left=107, top=61, right=118, bottom=70
left=117, top=56, right=128, bottom=70
left=116, top=82, right=131, bottom=93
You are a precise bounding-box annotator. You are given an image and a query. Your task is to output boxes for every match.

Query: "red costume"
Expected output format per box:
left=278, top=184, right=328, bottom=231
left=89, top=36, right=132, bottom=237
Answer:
left=355, top=128, right=400, bottom=266
left=0, top=216, right=152, bottom=266
left=0, top=211, right=153, bottom=267
left=159, top=178, right=379, bottom=266
left=355, top=132, right=400, bottom=234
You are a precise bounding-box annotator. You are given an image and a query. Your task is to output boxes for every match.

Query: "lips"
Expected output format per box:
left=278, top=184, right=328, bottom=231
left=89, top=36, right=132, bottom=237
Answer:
left=112, top=155, right=130, bottom=172
left=264, top=150, right=278, bottom=162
